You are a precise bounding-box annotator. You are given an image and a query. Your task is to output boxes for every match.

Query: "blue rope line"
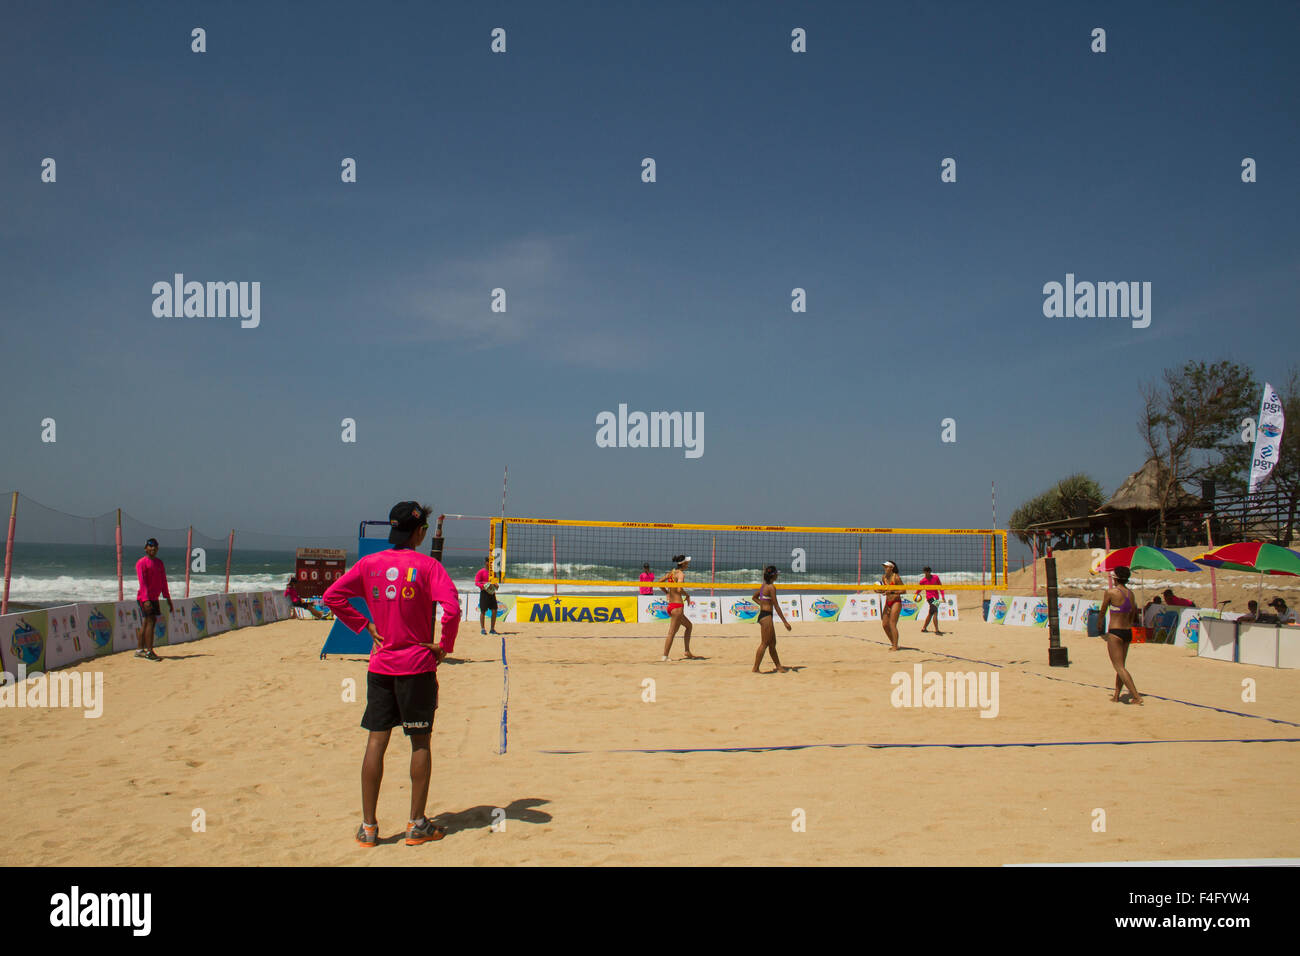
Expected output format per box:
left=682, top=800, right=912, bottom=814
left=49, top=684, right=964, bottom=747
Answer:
left=844, top=634, right=1300, bottom=729
left=541, top=737, right=1300, bottom=755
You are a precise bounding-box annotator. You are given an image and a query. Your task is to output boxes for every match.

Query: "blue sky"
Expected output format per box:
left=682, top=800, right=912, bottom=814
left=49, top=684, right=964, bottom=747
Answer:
left=1, top=0, right=1297, bottom=553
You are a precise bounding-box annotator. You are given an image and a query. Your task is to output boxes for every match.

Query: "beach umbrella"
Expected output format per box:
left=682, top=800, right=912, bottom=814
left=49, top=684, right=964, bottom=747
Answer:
left=1094, top=546, right=1202, bottom=574
left=1193, top=542, right=1300, bottom=602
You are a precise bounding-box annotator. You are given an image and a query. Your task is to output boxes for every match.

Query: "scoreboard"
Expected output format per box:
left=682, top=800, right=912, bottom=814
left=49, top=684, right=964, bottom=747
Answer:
left=294, top=548, right=347, bottom=598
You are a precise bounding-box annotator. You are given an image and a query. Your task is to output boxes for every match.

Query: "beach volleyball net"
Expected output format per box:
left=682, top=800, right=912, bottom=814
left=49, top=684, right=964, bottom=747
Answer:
left=488, top=517, right=1008, bottom=591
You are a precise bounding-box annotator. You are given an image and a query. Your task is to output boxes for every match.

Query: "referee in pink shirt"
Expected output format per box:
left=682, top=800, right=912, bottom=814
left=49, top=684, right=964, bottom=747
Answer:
left=135, top=538, right=172, bottom=661
left=323, top=501, right=461, bottom=849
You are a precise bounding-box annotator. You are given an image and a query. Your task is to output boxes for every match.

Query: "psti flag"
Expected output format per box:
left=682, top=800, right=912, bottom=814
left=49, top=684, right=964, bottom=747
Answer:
left=1249, top=382, right=1285, bottom=494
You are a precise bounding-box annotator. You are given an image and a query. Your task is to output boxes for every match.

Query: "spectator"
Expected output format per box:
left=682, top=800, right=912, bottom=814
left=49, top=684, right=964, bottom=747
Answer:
left=1268, top=598, right=1296, bottom=625
left=285, top=577, right=326, bottom=619
left=1239, top=600, right=1261, bottom=623
left=1141, top=596, right=1163, bottom=629
left=639, top=563, right=654, bottom=596
left=1162, top=589, right=1195, bottom=608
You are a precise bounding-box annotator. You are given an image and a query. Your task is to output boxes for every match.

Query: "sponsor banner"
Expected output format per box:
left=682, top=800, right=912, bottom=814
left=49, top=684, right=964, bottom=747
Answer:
left=83, top=603, right=116, bottom=657
left=1054, top=598, right=1079, bottom=630
left=719, top=595, right=761, bottom=624
left=684, top=597, right=721, bottom=624
left=897, top=595, right=923, bottom=621
left=839, top=593, right=882, bottom=622
left=185, top=598, right=209, bottom=642
left=1173, top=608, right=1203, bottom=647
left=935, top=595, right=959, bottom=622
left=162, top=600, right=198, bottom=645
left=235, top=594, right=254, bottom=629
left=250, top=593, right=265, bottom=626
left=802, top=594, right=844, bottom=622
left=261, top=592, right=279, bottom=623
left=518, top=595, right=638, bottom=624
left=723, top=595, right=798, bottom=625
left=639, top=595, right=675, bottom=622
left=1028, top=598, right=1050, bottom=628
left=1249, top=382, right=1285, bottom=494
left=275, top=594, right=292, bottom=620
left=1003, top=597, right=1035, bottom=627
left=986, top=595, right=1010, bottom=624
left=2, top=610, right=48, bottom=673
left=204, top=594, right=231, bottom=635
left=46, top=605, right=91, bottom=670
left=463, top=591, right=514, bottom=624
left=112, top=602, right=143, bottom=653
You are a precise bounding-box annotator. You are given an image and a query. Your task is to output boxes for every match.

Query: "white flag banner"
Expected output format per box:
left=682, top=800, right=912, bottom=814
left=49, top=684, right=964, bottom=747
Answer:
left=1249, top=382, right=1285, bottom=494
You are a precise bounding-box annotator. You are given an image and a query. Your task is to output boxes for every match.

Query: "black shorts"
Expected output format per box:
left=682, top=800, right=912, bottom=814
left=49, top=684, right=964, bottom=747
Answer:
left=479, top=591, right=498, bottom=612
left=138, top=600, right=161, bottom=619
left=362, top=671, right=439, bottom=736
left=1107, top=628, right=1133, bottom=643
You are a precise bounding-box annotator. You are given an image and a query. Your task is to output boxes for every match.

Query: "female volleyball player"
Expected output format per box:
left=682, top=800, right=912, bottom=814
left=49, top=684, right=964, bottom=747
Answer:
left=1096, top=565, right=1143, bottom=705
left=880, top=560, right=903, bottom=651
left=660, top=554, right=699, bottom=660
left=752, top=565, right=791, bottom=673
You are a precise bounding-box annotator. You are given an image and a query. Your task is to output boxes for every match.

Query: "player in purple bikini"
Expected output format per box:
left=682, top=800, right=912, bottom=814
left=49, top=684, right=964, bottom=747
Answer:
left=1097, top=565, right=1143, bottom=705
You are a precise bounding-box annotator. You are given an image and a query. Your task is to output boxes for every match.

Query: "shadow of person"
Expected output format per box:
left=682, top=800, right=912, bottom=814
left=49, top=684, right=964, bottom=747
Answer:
left=431, top=797, right=552, bottom=835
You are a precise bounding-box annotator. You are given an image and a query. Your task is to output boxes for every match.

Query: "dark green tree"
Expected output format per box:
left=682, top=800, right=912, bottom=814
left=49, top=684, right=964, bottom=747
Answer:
left=1141, top=360, right=1258, bottom=546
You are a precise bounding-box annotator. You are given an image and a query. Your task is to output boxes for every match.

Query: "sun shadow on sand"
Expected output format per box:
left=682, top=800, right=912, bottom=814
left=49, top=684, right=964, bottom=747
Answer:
left=432, top=798, right=552, bottom=835
left=155, top=653, right=210, bottom=660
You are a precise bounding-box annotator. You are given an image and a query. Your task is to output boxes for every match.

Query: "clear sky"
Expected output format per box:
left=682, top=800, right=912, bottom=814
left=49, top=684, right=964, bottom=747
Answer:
left=2, top=1, right=1297, bottom=552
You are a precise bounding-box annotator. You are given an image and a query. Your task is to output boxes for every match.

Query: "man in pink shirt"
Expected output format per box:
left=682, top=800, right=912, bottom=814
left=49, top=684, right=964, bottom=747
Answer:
left=135, top=538, right=172, bottom=661
left=1162, top=589, right=1195, bottom=608
left=917, top=565, right=946, bottom=636
left=639, top=563, right=654, bottom=595
left=474, top=557, right=499, bottom=634
left=323, top=501, right=461, bottom=849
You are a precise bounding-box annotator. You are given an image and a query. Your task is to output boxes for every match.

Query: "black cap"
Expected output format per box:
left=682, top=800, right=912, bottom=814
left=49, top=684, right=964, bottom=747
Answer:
left=1269, top=597, right=1287, bottom=609
left=388, top=501, right=429, bottom=545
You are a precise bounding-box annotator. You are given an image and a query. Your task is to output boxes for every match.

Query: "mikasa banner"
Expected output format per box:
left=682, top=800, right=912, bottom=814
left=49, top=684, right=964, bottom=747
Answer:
left=1250, top=382, right=1285, bottom=494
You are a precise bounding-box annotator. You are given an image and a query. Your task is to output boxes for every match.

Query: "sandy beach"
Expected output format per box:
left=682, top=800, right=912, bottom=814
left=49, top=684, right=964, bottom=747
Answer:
left=3, top=595, right=1297, bottom=867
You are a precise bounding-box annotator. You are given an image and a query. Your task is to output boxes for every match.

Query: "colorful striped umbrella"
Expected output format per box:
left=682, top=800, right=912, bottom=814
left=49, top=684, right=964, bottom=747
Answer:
left=1194, top=542, right=1300, bottom=603
left=1094, top=546, right=1202, bottom=574
left=1193, top=542, right=1300, bottom=576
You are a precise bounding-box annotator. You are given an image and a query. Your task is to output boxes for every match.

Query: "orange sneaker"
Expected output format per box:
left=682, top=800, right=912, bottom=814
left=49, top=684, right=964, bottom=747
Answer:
left=405, top=817, right=446, bottom=846
left=356, top=822, right=378, bottom=848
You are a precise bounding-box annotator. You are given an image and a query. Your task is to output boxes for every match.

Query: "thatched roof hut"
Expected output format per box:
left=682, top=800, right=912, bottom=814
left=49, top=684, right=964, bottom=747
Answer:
left=1100, top=458, right=1202, bottom=512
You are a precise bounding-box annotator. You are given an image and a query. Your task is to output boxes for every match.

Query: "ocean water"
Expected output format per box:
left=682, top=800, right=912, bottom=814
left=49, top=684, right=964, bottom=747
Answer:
left=1, top=542, right=991, bottom=608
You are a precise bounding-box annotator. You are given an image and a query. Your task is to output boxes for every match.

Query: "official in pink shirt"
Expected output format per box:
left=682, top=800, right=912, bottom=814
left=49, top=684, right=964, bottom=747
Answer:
left=474, top=557, right=499, bottom=634
left=917, top=566, right=945, bottom=636
left=323, top=501, right=461, bottom=849
left=639, top=564, right=654, bottom=595
left=134, top=538, right=172, bottom=661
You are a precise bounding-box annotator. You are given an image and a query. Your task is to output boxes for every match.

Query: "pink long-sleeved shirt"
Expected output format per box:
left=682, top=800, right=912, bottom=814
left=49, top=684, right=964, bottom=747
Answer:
left=322, top=548, right=461, bottom=676
left=136, top=555, right=171, bottom=602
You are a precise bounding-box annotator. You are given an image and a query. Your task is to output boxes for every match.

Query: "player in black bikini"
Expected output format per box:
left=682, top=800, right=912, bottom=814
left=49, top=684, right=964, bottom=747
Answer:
left=752, top=565, right=791, bottom=673
left=1096, top=565, right=1143, bottom=705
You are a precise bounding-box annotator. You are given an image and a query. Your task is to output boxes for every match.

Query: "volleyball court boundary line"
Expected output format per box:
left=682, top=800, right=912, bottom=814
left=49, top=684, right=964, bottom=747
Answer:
left=838, top=634, right=1300, bottom=729
left=536, top=632, right=1300, bottom=755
